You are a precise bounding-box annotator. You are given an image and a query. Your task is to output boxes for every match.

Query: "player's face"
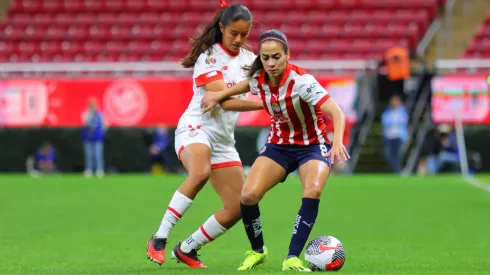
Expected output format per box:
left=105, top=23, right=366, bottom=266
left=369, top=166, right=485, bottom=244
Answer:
left=220, top=20, right=251, bottom=54
left=259, top=41, right=290, bottom=79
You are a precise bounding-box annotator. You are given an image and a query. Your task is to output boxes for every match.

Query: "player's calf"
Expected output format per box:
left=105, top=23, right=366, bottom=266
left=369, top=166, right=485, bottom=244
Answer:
left=287, top=198, right=320, bottom=259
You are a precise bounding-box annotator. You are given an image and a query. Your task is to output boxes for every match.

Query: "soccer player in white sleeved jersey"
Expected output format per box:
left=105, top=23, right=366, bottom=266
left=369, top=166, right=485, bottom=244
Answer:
left=175, top=42, right=256, bottom=166
left=146, top=2, right=263, bottom=269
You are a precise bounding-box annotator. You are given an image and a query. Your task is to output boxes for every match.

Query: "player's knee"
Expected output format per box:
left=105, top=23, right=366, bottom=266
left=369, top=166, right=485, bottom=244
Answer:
left=303, top=185, right=323, bottom=199
left=241, top=188, right=262, bottom=205
left=188, top=167, right=211, bottom=186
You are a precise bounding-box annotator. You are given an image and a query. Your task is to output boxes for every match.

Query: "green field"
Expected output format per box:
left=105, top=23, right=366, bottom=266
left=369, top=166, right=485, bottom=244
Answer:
left=1, top=174, right=489, bottom=275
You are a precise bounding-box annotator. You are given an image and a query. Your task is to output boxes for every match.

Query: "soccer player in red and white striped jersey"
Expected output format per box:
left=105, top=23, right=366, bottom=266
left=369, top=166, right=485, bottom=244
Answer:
left=201, top=29, right=349, bottom=271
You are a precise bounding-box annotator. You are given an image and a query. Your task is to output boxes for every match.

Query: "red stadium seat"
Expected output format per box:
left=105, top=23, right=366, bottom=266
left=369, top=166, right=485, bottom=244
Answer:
left=0, top=0, right=444, bottom=63
left=41, top=0, right=62, bottom=13
left=464, top=11, right=490, bottom=58
left=3, top=25, right=24, bottom=41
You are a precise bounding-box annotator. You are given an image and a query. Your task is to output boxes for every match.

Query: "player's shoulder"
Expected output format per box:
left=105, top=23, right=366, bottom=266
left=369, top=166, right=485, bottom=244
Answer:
left=248, top=69, right=262, bottom=94
left=292, top=72, right=317, bottom=88
left=251, top=68, right=262, bottom=79
left=291, top=69, right=321, bottom=95
left=195, top=47, right=221, bottom=66
left=249, top=69, right=262, bottom=86
left=240, top=47, right=257, bottom=61
left=289, top=64, right=310, bottom=76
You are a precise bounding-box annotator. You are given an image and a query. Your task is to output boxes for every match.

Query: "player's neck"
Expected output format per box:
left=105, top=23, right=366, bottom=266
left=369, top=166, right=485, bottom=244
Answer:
left=268, top=74, right=283, bottom=87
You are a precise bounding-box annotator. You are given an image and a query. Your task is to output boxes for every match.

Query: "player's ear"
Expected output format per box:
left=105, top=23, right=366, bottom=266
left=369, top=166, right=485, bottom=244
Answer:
left=286, top=50, right=291, bottom=61
left=219, top=22, right=225, bottom=34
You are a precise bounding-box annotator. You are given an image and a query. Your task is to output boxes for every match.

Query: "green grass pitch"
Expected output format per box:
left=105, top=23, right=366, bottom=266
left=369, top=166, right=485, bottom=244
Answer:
left=1, top=174, right=489, bottom=275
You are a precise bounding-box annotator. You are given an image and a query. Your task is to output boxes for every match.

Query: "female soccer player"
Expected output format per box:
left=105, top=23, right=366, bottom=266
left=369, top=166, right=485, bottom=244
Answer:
left=201, top=29, right=349, bottom=271
left=146, top=1, right=263, bottom=269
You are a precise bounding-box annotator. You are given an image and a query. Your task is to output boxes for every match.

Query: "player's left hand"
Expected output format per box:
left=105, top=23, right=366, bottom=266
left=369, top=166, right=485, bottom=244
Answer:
left=201, top=92, right=222, bottom=114
left=324, top=143, right=350, bottom=164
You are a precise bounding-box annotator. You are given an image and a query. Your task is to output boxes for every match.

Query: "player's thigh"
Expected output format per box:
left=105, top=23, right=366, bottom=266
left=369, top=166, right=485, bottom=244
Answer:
left=209, top=165, right=244, bottom=210
left=174, top=126, right=212, bottom=177
left=297, top=145, right=332, bottom=198
left=298, top=160, right=331, bottom=199
left=208, top=142, right=243, bottom=206
left=242, top=156, right=286, bottom=203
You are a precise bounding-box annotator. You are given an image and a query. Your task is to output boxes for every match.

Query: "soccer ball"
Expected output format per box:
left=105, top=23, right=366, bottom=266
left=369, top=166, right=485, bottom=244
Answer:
left=304, top=236, right=345, bottom=271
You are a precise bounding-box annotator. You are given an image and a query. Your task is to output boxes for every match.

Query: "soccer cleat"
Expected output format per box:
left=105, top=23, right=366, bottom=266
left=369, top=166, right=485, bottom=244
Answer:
left=237, top=246, right=268, bottom=270
left=282, top=257, right=311, bottom=272
left=171, top=242, right=207, bottom=268
left=146, top=237, right=167, bottom=265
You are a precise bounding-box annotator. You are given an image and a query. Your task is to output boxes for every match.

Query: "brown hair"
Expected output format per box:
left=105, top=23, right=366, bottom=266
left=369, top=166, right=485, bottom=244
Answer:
left=181, top=4, right=252, bottom=68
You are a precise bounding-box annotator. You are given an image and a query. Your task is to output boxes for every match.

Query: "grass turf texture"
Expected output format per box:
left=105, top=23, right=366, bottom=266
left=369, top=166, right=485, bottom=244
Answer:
left=1, top=174, right=489, bottom=275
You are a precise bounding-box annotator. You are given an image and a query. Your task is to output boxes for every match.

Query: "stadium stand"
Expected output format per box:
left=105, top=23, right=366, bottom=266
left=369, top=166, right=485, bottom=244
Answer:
left=0, top=0, right=445, bottom=63
left=464, top=10, right=490, bottom=58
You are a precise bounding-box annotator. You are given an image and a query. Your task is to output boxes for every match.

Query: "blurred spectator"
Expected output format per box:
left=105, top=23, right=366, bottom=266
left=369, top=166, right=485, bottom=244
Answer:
left=26, top=142, right=57, bottom=176
left=381, top=95, right=408, bottom=174
left=82, top=99, right=107, bottom=178
left=382, top=46, right=411, bottom=81
left=149, top=125, right=171, bottom=175
left=425, top=124, right=460, bottom=174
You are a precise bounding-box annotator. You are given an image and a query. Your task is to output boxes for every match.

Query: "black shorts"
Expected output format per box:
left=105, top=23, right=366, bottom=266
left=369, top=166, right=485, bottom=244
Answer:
left=259, top=143, right=332, bottom=182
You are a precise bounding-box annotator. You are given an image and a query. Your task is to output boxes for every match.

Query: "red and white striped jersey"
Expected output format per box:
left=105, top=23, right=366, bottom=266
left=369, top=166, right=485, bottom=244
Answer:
left=249, top=64, right=331, bottom=145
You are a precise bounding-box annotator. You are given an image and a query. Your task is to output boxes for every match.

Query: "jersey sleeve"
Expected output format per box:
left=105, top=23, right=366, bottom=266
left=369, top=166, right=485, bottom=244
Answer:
left=248, top=70, right=261, bottom=95
left=193, top=51, right=223, bottom=87
left=296, top=74, right=331, bottom=108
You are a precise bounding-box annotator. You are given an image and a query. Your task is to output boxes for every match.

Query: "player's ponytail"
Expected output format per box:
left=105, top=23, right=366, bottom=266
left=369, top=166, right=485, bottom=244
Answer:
left=181, top=3, right=252, bottom=68
left=248, top=29, right=289, bottom=78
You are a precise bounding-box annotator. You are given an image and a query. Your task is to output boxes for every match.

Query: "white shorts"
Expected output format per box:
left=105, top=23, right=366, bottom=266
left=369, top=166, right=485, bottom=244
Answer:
left=174, top=125, right=242, bottom=169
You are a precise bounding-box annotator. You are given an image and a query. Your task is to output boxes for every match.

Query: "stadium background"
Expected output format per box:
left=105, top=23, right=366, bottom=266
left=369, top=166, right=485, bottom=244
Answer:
left=2, top=0, right=490, bottom=174
left=1, top=1, right=490, bottom=274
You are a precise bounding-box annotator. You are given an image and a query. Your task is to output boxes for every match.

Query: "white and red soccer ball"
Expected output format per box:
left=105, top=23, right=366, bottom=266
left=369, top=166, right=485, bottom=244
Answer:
left=305, top=236, right=346, bottom=271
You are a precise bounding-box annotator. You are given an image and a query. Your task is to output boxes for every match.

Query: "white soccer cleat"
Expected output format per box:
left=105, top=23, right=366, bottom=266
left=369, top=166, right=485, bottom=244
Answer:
left=84, top=170, right=93, bottom=178
left=96, top=170, right=104, bottom=178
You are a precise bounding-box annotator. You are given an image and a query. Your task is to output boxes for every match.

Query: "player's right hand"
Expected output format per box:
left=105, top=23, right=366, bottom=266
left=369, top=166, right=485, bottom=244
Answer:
left=324, top=143, right=350, bottom=164
left=201, top=92, right=222, bottom=114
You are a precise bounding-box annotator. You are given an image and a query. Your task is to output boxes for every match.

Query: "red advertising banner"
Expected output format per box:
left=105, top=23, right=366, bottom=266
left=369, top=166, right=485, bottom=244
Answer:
left=0, top=77, right=357, bottom=127
left=432, top=76, right=490, bottom=124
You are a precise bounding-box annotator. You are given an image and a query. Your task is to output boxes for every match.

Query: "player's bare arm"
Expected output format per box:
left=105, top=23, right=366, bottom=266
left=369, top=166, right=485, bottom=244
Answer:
left=201, top=80, right=250, bottom=113
left=320, top=99, right=350, bottom=163
left=219, top=98, right=263, bottom=112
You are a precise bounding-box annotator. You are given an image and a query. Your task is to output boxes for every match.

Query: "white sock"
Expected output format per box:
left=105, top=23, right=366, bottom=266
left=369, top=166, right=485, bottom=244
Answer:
left=154, top=191, right=193, bottom=239
left=180, top=215, right=227, bottom=253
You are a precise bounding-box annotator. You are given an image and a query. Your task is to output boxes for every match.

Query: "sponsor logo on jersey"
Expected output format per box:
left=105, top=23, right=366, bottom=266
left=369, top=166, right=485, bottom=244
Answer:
left=205, top=57, right=217, bottom=65
left=226, top=81, right=236, bottom=88
left=306, top=82, right=317, bottom=93
left=273, top=113, right=289, bottom=123
left=222, top=66, right=228, bottom=71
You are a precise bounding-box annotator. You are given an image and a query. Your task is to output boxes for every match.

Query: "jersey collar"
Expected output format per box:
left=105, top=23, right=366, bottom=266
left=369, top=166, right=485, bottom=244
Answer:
left=258, top=63, right=293, bottom=87
left=217, top=43, right=240, bottom=57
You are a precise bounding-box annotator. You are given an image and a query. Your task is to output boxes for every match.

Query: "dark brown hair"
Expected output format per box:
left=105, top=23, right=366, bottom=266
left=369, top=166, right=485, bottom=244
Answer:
left=248, top=29, right=289, bottom=78
left=181, top=4, right=252, bottom=68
